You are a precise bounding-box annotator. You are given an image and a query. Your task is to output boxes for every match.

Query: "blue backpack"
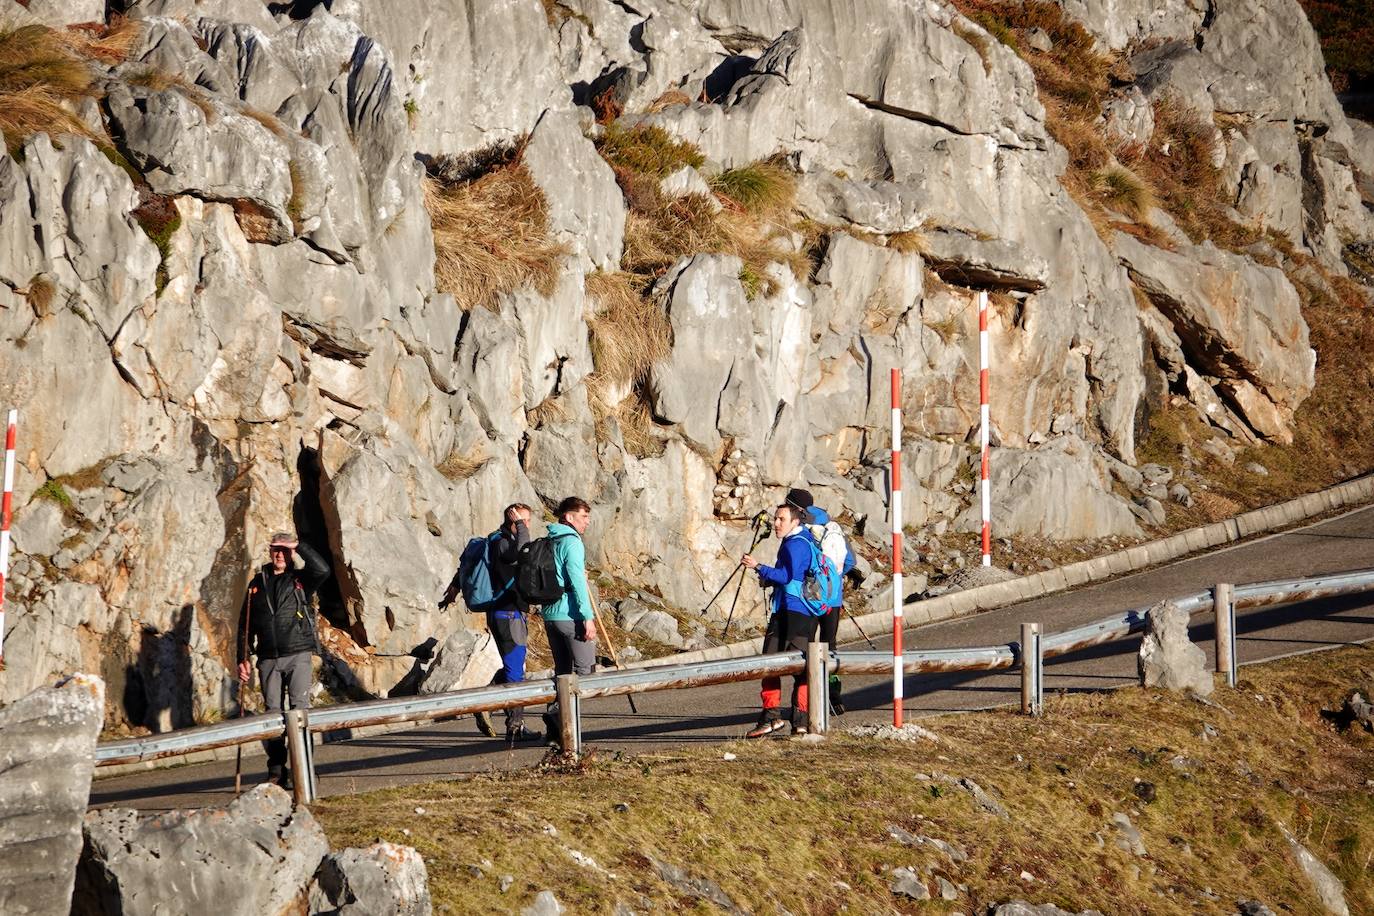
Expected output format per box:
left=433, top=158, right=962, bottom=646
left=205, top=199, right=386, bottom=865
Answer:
left=784, top=536, right=843, bottom=616
left=457, top=533, right=514, bottom=612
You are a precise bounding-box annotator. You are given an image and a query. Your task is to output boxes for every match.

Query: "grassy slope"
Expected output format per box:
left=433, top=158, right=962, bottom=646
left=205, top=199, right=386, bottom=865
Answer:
left=316, top=646, right=1374, bottom=914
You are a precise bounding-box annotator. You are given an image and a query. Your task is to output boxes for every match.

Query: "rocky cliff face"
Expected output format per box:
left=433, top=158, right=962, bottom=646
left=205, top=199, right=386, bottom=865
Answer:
left=0, top=0, right=1368, bottom=728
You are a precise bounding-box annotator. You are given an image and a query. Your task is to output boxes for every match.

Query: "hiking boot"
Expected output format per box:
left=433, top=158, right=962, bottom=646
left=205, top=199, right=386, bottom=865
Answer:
left=792, top=725, right=810, bottom=737
left=746, top=718, right=787, bottom=739
left=475, top=711, right=497, bottom=738
left=828, top=675, right=846, bottom=717
left=506, top=724, right=542, bottom=743
left=265, top=766, right=285, bottom=787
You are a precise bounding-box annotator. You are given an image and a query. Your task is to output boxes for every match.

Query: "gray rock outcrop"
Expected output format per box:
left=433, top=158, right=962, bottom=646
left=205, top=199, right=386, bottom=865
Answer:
left=0, top=674, right=105, bottom=916
left=1283, top=829, right=1351, bottom=916
left=416, top=628, right=503, bottom=695
left=310, top=842, right=433, bottom=916
left=75, top=784, right=330, bottom=915
left=1138, top=599, right=1213, bottom=697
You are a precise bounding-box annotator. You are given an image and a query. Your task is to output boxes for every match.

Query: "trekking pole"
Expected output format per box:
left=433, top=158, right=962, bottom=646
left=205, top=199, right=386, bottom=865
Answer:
left=234, top=581, right=254, bottom=796
left=698, top=510, right=771, bottom=617
left=586, top=578, right=638, bottom=714
left=720, top=515, right=771, bottom=641
left=844, top=604, right=878, bottom=650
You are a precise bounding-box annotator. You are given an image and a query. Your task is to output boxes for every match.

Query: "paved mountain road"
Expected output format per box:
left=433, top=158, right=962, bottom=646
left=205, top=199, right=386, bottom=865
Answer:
left=90, top=503, right=1374, bottom=811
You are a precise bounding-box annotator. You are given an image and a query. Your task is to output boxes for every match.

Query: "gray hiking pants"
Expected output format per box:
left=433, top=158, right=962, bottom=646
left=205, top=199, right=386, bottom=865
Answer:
left=543, top=618, right=596, bottom=741
left=259, top=650, right=312, bottom=770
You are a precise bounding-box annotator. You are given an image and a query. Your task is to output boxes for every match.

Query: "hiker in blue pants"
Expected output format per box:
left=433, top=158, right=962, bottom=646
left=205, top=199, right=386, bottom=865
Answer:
left=443, top=503, right=541, bottom=742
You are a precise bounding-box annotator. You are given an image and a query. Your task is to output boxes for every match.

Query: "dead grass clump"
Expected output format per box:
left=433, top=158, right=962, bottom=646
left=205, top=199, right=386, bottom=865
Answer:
left=436, top=450, right=486, bottom=481
left=646, top=89, right=693, bottom=113
left=23, top=274, right=55, bottom=317
left=237, top=104, right=289, bottom=138
left=62, top=16, right=140, bottom=65
left=585, top=270, right=669, bottom=389
left=708, top=159, right=795, bottom=217
left=597, top=122, right=704, bottom=179
left=424, top=155, right=567, bottom=311
left=1092, top=164, right=1155, bottom=220
left=887, top=228, right=931, bottom=256
left=951, top=19, right=993, bottom=74
left=428, top=140, right=521, bottom=185
left=0, top=24, right=97, bottom=153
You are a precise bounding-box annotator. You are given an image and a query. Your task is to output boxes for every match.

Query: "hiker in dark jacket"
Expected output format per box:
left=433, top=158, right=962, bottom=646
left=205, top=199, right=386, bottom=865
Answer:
left=443, top=503, right=541, bottom=742
left=742, top=502, right=820, bottom=737
left=237, top=531, right=331, bottom=786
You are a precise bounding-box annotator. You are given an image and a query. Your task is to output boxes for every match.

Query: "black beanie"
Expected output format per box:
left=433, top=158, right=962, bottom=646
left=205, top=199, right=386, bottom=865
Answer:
left=784, top=488, right=814, bottom=511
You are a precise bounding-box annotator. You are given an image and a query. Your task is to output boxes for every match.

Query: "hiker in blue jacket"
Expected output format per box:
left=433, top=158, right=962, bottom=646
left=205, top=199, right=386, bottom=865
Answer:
left=540, top=496, right=598, bottom=743
left=742, top=501, right=820, bottom=737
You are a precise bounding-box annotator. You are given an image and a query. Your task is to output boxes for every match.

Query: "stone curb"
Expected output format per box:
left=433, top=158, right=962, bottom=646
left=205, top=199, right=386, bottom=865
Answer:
left=94, top=473, right=1374, bottom=781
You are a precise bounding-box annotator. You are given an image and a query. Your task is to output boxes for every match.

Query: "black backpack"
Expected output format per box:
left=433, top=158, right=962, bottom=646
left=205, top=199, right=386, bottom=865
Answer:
left=515, top=533, right=573, bottom=606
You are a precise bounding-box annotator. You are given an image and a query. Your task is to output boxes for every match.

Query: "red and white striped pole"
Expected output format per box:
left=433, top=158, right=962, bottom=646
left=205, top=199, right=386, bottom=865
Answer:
left=0, top=409, right=16, bottom=662
left=979, top=291, right=991, bottom=568
left=891, top=369, right=904, bottom=727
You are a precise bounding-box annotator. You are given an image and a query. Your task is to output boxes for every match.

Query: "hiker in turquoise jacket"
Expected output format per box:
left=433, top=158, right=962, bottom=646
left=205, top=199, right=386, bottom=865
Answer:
left=541, top=496, right=597, bottom=743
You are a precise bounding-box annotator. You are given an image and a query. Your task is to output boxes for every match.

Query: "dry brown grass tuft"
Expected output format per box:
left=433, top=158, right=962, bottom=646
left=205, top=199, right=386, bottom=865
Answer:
left=425, top=159, right=568, bottom=311
left=23, top=273, right=55, bottom=317
left=62, top=16, right=140, bottom=65
left=646, top=89, right=694, bottom=113
left=887, top=228, right=931, bottom=256
left=1093, top=164, right=1156, bottom=220
left=0, top=24, right=97, bottom=152
left=585, top=270, right=670, bottom=389
left=597, top=122, right=704, bottom=179
left=436, top=450, right=487, bottom=481
left=236, top=104, right=289, bottom=138
left=708, top=159, right=796, bottom=217
left=584, top=270, right=671, bottom=458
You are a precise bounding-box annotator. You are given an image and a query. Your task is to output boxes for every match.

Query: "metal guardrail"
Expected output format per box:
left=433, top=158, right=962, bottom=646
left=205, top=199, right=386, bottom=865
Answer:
left=93, top=565, right=1374, bottom=802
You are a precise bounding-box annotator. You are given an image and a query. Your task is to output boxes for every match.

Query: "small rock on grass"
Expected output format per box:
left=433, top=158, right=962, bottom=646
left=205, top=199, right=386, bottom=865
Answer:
left=890, top=867, right=929, bottom=900
left=847, top=723, right=940, bottom=743
left=523, top=890, right=563, bottom=916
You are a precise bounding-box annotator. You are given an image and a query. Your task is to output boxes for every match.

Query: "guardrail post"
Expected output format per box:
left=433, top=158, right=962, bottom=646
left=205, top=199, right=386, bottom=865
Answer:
left=284, top=709, right=316, bottom=804
left=806, top=641, right=825, bottom=735
left=1020, top=623, right=1042, bottom=716
left=555, top=673, right=581, bottom=756
left=1214, top=582, right=1235, bottom=687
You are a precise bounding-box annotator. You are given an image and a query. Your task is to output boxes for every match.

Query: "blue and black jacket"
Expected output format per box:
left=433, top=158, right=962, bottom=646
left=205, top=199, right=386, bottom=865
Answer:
left=754, top=528, right=819, bottom=615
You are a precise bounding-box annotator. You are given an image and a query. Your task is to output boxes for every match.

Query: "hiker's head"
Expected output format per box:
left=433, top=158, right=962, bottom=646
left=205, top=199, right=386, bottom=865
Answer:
left=504, top=502, right=532, bottom=531
left=784, top=488, right=814, bottom=515
left=557, top=496, right=592, bottom=534
left=268, top=531, right=296, bottom=573
left=773, top=504, right=802, bottom=537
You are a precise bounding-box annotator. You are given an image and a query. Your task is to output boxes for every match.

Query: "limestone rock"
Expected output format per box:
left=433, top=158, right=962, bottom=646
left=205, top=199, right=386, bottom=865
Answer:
left=0, top=674, right=105, bottom=916
left=1283, top=829, right=1350, bottom=916
left=630, top=610, right=685, bottom=649
left=890, top=866, right=930, bottom=900
left=75, top=784, right=329, bottom=915
left=309, top=842, right=433, bottom=916
left=955, top=438, right=1142, bottom=540
left=1110, top=812, right=1149, bottom=857
left=522, top=890, right=564, bottom=916
left=991, top=902, right=1106, bottom=916
left=417, top=628, right=503, bottom=695
left=1138, top=599, right=1213, bottom=697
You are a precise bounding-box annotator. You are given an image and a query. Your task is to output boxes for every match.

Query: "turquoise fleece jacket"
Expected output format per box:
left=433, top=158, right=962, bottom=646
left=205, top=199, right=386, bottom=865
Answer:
left=542, top=522, right=591, bottom=622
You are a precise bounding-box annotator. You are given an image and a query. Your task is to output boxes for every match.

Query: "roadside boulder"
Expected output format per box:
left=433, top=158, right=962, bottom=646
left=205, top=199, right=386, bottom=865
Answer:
left=417, top=628, right=503, bottom=695
left=1283, top=829, right=1350, bottom=916
left=74, top=784, right=329, bottom=916
left=0, top=674, right=105, bottom=916
left=310, top=842, right=433, bottom=916
left=991, top=903, right=1106, bottom=916
left=1138, top=599, right=1213, bottom=697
